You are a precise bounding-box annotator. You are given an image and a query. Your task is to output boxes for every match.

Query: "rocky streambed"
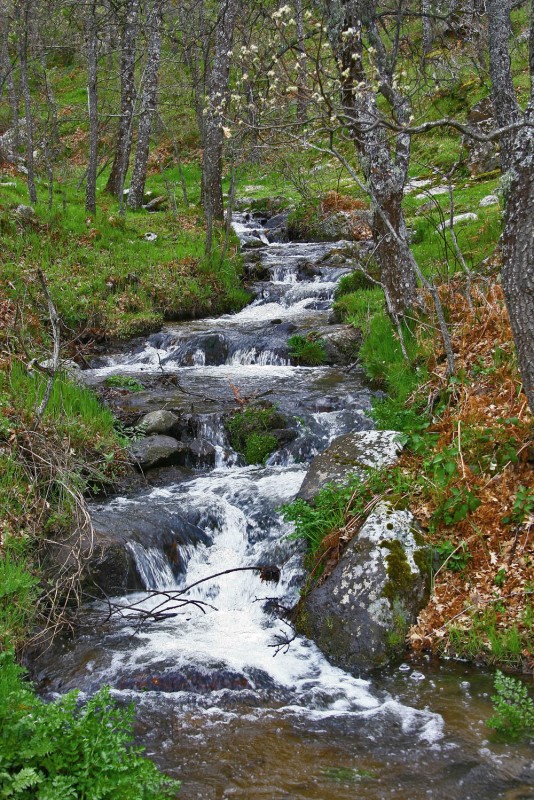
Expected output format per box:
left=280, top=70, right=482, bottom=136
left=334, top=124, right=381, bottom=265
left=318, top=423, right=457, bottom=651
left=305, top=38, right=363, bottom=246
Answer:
left=33, top=211, right=534, bottom=799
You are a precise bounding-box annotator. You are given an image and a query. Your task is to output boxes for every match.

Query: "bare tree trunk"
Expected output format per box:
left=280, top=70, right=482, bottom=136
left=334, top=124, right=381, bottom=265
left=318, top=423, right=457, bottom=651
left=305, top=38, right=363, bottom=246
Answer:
left=295, top=0, right=307, bottom=123
left=202, top=0, right=240, bottom=223
left=1, top=5, right=19, bottom=154
left=18, top=0, right=37, bottom=203
left=324, top=0, right=417, bottom=316
left=85, top=0, right=98, bottom=215
left=106, top=0, right=141, bottom=197
left=422, top=0, right=433, bottom=54
left=487, top=0, right=534, bottom=412
left=127, top=0, right=163, bottom=211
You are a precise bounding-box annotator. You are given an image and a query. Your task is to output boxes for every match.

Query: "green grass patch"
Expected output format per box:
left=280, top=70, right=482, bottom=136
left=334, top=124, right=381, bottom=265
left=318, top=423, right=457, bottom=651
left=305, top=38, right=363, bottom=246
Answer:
left=288, top=333, right=327, bottom=366
left=104, top=375, right=145, bottom=392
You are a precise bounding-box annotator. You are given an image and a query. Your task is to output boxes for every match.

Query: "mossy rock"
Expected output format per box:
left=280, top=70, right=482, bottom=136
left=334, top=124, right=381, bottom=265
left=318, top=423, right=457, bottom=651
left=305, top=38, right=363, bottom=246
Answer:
left=224, top=404, right=294, bottom=465
left=295, top=502, right=431, bottom=672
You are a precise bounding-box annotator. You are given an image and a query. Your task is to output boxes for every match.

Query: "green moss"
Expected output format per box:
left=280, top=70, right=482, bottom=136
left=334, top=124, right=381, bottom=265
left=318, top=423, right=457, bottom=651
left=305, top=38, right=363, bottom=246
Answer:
left=225, top=404, right=286, bottom=465
left=380, top=539, right=417, bottom=606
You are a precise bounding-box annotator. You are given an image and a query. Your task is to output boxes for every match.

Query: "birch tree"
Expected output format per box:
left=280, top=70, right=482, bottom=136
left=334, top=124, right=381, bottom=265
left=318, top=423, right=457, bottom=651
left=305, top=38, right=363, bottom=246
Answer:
left=85, top=0, right=99, bottom=214
left=323, top=0, right=417, bottom=316
left=201, top=0, right=240, bottom=226
left=106, top=0, right=141, bottom=197
left=127, top=0, right=164, bottom=210
left=487, top=0, right=534, bottom=412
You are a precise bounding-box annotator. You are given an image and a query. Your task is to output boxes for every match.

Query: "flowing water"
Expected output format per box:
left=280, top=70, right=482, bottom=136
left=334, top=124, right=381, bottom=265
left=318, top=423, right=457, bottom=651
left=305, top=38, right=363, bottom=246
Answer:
left=35, top=214, right=534, bottom=799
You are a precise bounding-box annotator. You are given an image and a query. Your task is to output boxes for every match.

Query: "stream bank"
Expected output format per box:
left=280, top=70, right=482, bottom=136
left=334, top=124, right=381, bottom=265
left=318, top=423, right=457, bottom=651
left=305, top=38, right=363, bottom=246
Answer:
left=31, top=211, right=534, bottom=799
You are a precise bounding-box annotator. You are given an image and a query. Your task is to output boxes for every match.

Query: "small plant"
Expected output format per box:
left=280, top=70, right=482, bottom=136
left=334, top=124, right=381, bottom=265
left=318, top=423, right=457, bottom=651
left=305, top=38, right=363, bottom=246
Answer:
left=435, top=539, right=471, bottom=572
left=244, top=432, right=278, bottom=465
left=433, top=485, right=481, bottom=526
left=494, top=567, right=507, bottom=587
left=225, top=404, right=286, bottom=465
left=487, top=670, right=534, bottom=741
left=287, top=333, right=327, bottom=366
left=502, top=485, right=534, bottom=525
left=104, top=375, right=145, bottom=392
left=0, top=651, right=180, bottom=798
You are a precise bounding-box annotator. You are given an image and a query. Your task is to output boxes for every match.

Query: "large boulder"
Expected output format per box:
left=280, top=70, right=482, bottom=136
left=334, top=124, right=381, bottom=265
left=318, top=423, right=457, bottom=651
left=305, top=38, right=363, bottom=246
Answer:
left=298, top=430, right=402, bottom=502
left=288, top=209, right=373, bottom=243
left=320, top=324, right=362, bottom=366
left=294, top=503, right=431, bottom=673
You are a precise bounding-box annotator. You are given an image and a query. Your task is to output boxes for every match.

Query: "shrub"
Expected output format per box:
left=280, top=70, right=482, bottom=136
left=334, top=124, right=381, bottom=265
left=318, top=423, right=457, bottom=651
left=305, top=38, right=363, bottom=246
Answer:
left=104, top=375, right=145, bottom=392
left=0, top=651, right=180, bottom=799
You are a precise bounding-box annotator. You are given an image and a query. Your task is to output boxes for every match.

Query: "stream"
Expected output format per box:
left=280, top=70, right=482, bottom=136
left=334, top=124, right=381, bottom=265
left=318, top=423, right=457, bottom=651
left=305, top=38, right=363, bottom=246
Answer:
left=34, top=213, right=534, bottom=799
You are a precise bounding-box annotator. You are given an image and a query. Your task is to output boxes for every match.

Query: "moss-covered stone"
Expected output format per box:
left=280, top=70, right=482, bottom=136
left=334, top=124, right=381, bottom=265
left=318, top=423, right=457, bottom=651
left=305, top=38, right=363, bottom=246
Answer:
left=380, top=539, right=418, bottom=606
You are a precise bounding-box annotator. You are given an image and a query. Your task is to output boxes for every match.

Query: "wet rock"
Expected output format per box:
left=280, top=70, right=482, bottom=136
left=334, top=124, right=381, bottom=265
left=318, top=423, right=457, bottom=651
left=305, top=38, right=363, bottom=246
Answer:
left=139, top=409, right=180, bottom=436
left=264, top=212, right=289, bottom=242
left=116, top=666, right=251, bottom=693
left=184, top=438, right=216, bottom=468
left=129, top=434, right=187, bottom=470
left=298, top=430, right=402, bottom=503
left=41, top=500, right=210, bottom=598
left=295, top=502, right=431, bottom=672
left=320, top=325, right=362, bottom=365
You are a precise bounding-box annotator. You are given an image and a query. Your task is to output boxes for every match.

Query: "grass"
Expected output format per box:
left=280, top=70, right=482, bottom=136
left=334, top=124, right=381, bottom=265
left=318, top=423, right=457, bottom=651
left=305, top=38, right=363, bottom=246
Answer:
left=288, top=333, right=327, bottom=366
left=0, top=166, right=249, bottom=341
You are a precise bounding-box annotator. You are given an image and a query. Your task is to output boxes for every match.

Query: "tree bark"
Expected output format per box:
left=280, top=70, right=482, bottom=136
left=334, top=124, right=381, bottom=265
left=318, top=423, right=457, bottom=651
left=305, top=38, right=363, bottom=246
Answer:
left=1, top=5, right=19, bottom=154
left=324, top=0, right=417, bottom=316
left=106, top=0, right=141, bottom=197
left=487, top=0, right=534, bottom=412
left=85, top=0, right=99, bottom=215
left=201, top=0, right=240, bottom=224
left=127, top=0, right=163, bottom=211
left=295, top=0, right=307, bottom=123
left=18, top=0, right=37, bottom=204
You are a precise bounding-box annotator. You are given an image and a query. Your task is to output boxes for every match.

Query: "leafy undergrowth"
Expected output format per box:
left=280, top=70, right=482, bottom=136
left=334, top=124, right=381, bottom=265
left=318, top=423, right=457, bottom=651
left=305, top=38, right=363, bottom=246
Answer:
left=294, top=280, right=533, bottom=672
left=402, top=284, right=534, bottom=671
left=0, top=651, right=179, bottom=799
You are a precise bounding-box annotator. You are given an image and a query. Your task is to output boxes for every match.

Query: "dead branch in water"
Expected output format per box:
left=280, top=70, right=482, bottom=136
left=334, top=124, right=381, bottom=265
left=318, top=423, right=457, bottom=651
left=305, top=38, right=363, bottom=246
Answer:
left=92, top=565, right=281, bottom=630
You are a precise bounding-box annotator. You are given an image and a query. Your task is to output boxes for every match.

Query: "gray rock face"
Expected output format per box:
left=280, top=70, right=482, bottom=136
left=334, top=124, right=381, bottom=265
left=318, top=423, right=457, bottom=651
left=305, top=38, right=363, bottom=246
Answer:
left=295, top=503, right=430, bottom=672
left=320, top=325, right=362, bottom=366
left=289, top=209, right=373, bottom=243
left=129, top=435, right=187, bottom=469
left=14, top=204, right=35, bottom=222
left=44, top=503, right=211, bottom=597
left=479, top=194, right=499, bottom=207
left=298, top=430, right=403, bottom=502
left=139, top=409, right=180, bottom=436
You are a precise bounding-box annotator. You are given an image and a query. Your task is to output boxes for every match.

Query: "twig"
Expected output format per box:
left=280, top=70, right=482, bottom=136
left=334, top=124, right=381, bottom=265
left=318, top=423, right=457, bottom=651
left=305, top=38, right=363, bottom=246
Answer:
left=33, top=269, right=60, bottom=429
